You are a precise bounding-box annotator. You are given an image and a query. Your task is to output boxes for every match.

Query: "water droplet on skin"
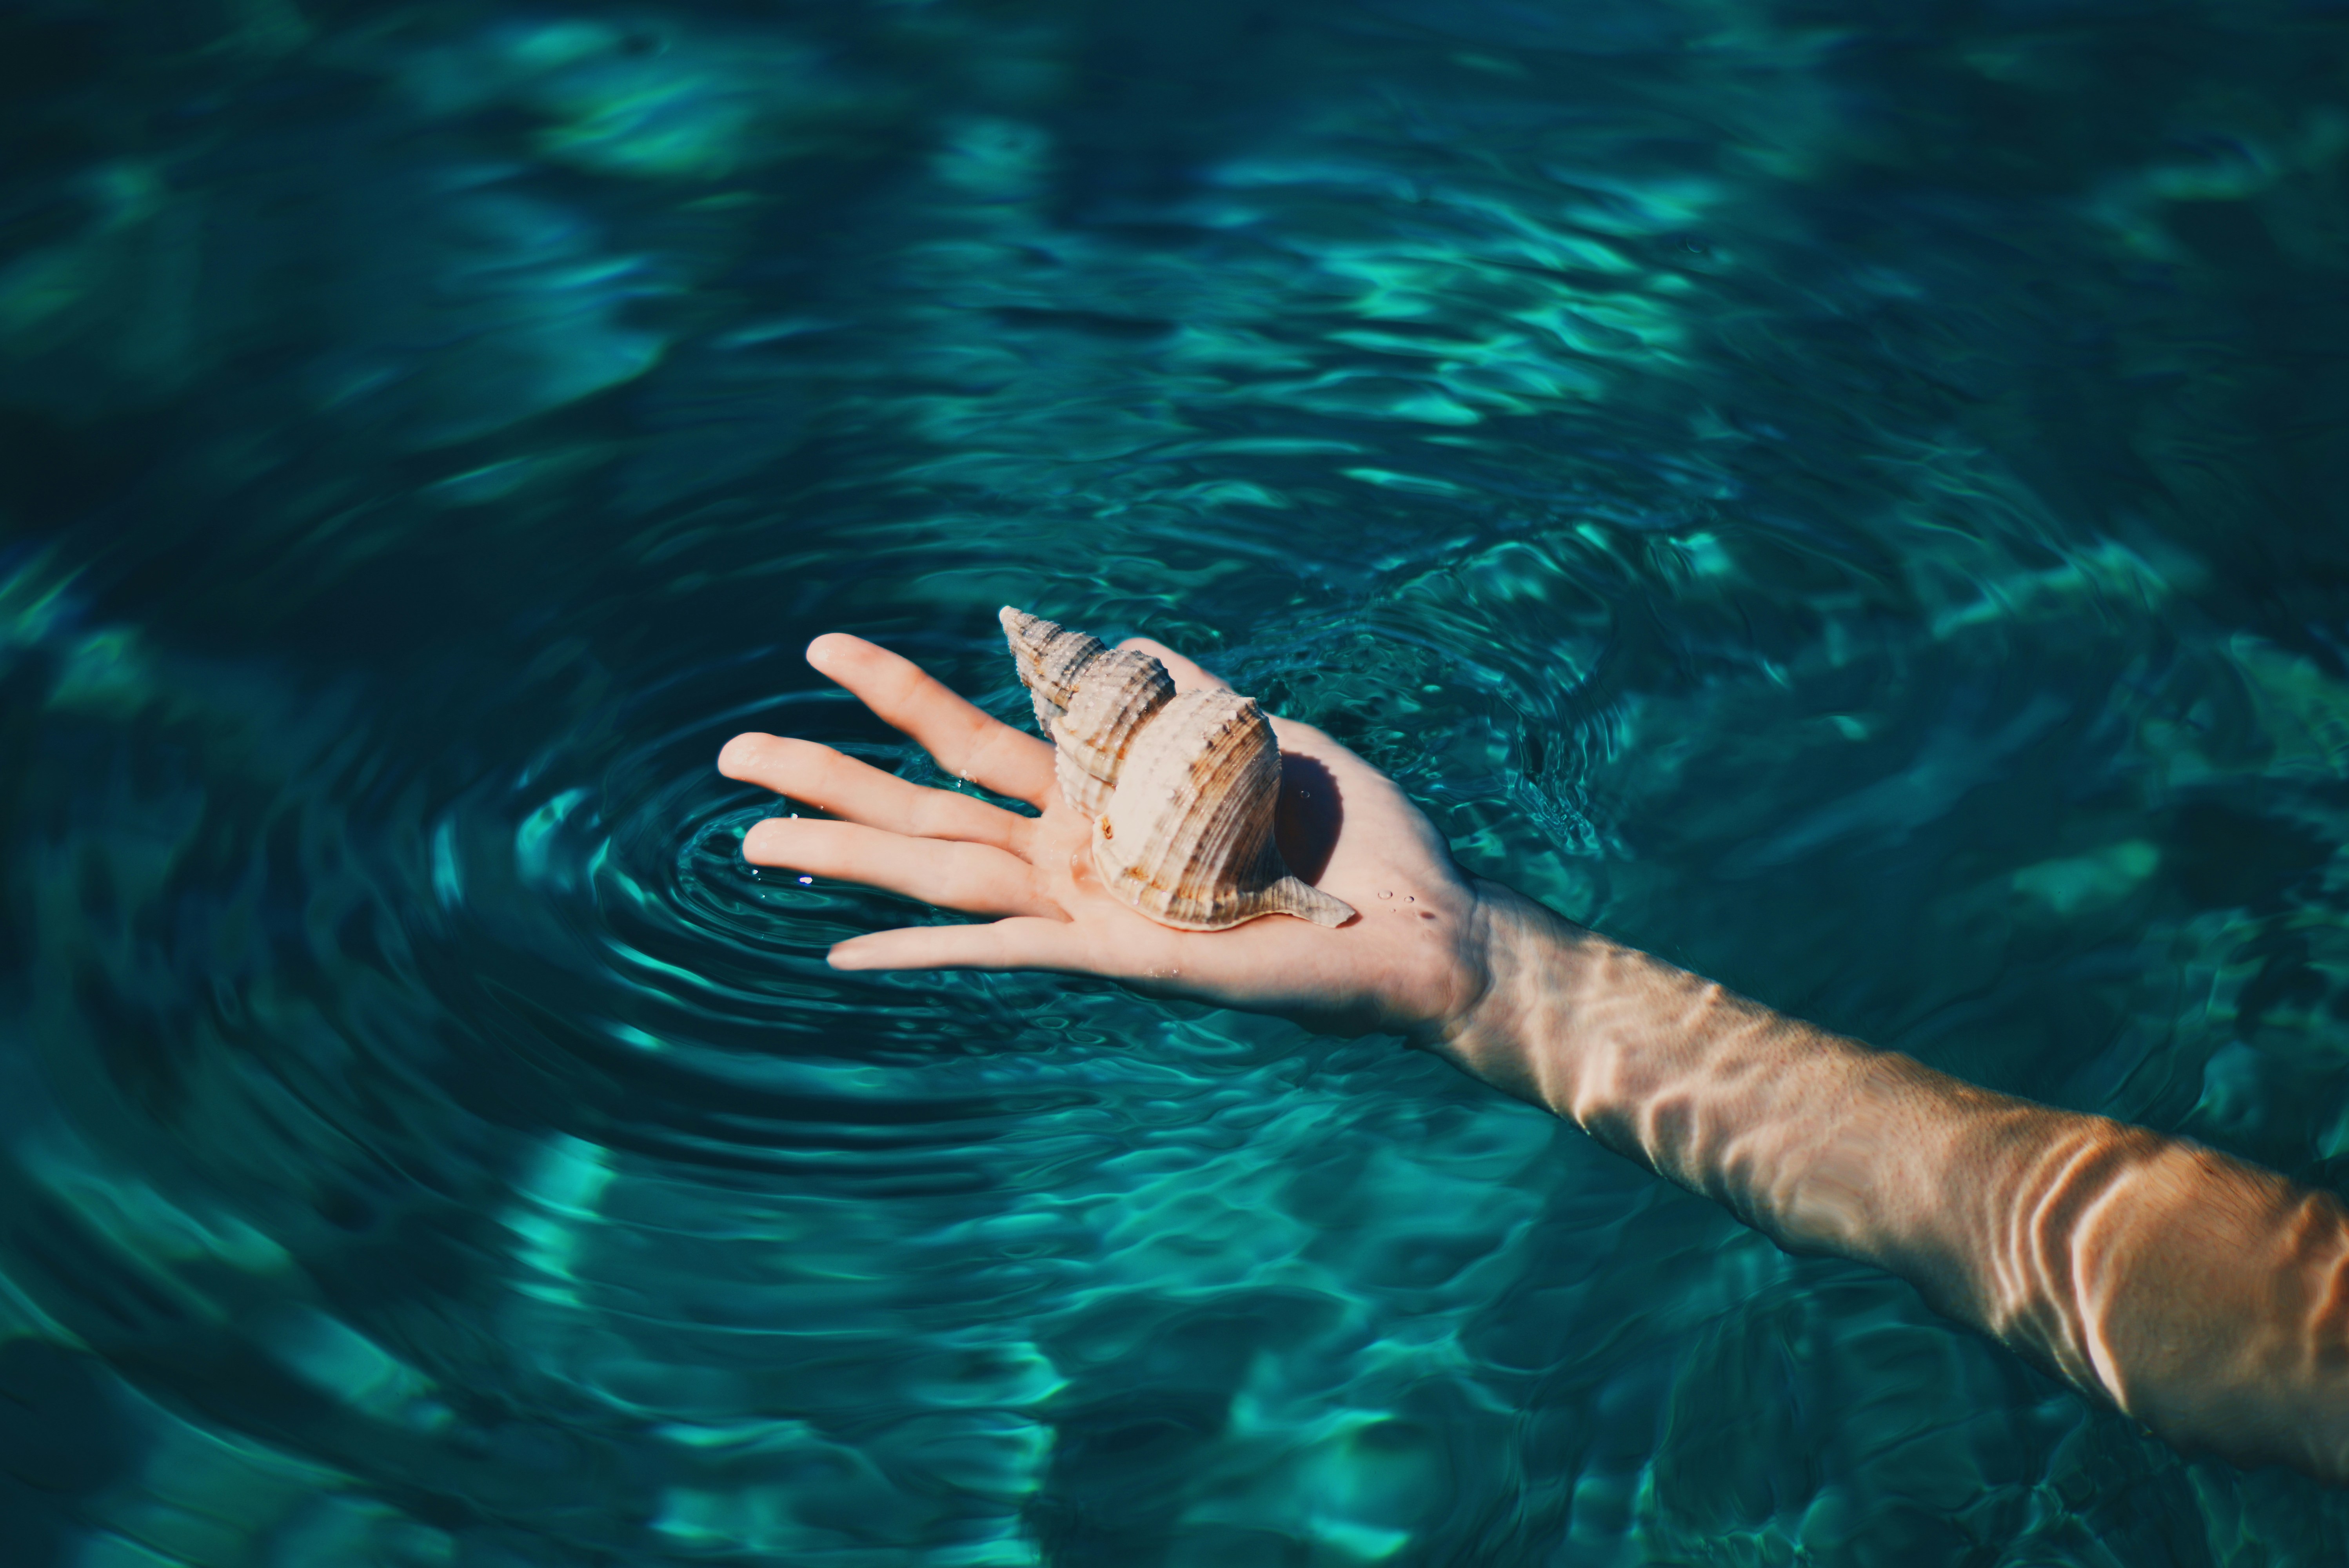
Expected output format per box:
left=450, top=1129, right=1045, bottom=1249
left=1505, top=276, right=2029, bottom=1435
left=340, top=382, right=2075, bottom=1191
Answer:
left=1378, top=890, right=1393, bottom=899
left=1406, top=895, right=1416, bottom=903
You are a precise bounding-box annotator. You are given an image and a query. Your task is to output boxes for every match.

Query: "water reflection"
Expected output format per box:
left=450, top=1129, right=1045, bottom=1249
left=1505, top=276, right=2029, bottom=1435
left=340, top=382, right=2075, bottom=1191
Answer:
left=4, top=0, right=2349, bottom=1562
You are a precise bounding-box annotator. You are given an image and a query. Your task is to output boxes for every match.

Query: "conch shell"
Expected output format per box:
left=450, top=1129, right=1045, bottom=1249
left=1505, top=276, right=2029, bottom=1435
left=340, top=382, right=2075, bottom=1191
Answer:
left=1000, top=608, right=1356, bottom=932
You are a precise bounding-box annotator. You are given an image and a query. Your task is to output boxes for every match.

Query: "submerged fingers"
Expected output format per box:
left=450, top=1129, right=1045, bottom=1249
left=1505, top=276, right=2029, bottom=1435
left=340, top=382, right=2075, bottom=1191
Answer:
left=719, top=733, right=1033, bottom=854
left=806, top=633, right=1057, bottom=808
left=743, top=818, right=1050, bottom=917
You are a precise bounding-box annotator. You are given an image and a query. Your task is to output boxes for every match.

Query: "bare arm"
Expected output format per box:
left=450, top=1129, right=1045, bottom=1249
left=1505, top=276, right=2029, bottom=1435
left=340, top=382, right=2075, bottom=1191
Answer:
left=722, top=631, right=2349, bottom=1481
left=1455, top=889, right=2349, bottom=1480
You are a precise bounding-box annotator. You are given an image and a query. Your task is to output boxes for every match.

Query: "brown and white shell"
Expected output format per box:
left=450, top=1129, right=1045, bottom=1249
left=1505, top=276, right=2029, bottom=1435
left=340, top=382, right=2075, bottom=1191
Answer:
left=1051, top=647, right=1172, bottom=817
left=999, top=607, right=1355, bottom=932
left=1001, top=610, right=1108, bottom=732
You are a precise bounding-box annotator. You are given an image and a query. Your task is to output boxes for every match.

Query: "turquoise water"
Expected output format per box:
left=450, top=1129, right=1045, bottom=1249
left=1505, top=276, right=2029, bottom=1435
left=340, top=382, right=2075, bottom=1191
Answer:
left=5, top=0, right=2349, bottom=1561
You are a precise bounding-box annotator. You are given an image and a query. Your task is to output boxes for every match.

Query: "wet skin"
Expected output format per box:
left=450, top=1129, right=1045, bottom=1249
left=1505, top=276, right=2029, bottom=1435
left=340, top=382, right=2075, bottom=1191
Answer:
left=723, top=632, right=2349, bottom=1483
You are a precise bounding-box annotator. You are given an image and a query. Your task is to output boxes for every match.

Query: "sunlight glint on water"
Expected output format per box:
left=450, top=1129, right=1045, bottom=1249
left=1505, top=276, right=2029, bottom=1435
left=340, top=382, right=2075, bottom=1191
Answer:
left=3, top=1, right=2349, bottom=1563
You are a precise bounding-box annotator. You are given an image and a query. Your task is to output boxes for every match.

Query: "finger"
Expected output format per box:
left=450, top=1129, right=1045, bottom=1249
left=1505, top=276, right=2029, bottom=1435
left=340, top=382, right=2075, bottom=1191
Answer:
left=719, top=733, right=1034, bottom=853
left=744, top=818, right=1048, bottom=917
left=1116, top=637, right=1232, bottom=694
left=807, top=633, right=1057, bottom=808
left=828, top=917, right=1092, bottom=973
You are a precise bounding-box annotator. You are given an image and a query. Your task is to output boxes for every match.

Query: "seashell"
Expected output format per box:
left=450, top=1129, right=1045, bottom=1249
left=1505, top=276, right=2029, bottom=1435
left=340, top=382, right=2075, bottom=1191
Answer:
left=999, top=607, right=1107, bottom=734
left=1000, top=608, right=1168, bottom=811
left=1052, top=647, right=1174, bottom=817
left=999, top=606, right=1355, bottom=932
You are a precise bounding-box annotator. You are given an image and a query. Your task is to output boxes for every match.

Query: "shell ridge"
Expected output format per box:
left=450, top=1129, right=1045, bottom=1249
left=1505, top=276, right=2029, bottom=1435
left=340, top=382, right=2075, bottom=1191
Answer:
left=1000, top=606, right=1109, bottom=735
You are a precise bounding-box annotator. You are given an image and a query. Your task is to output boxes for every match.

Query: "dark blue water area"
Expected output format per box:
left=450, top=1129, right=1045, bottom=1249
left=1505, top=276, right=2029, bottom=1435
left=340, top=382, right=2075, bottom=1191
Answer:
left=4, top=0, right=2349, bottom=1561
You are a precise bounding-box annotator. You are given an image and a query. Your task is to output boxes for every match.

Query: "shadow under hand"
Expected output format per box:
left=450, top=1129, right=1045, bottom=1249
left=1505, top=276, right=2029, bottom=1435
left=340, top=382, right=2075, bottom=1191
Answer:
left=1275, top=753, right=1342, bottom=883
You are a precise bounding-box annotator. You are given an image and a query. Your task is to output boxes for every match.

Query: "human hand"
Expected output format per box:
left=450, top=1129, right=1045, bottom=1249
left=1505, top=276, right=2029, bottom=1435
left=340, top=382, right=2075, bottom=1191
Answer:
left=718, top=631, right=1518, bottom=1042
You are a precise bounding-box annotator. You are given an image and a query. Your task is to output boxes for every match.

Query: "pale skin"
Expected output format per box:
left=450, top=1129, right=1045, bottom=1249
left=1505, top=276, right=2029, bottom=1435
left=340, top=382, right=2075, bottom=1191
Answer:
left=723, top=631, right=2349, bottom=1485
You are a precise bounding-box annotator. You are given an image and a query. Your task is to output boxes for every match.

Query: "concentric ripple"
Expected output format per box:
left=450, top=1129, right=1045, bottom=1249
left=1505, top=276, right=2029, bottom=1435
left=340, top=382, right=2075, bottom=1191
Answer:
left=7, top=0, right=2349, bottom=1564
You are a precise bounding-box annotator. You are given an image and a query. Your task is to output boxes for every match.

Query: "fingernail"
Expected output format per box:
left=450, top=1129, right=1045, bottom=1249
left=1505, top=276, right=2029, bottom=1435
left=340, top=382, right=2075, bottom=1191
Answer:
left=717, top=733, right=766, bottom=775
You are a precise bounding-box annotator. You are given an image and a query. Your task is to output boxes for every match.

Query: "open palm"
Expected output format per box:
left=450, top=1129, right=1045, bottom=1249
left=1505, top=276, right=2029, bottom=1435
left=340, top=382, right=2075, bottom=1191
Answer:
left=718, top=631, right=1498, bottom=1038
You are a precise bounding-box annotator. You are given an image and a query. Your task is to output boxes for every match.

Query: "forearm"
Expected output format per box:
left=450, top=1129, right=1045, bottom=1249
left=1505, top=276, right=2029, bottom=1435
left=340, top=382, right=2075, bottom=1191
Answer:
left=1444, top=884, right=2349, bottom=1480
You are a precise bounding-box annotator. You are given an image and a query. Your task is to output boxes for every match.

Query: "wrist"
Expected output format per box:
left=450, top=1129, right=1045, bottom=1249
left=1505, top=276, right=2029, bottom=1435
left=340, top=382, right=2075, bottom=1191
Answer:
left=1424, top=880, right=1593, bottom=1110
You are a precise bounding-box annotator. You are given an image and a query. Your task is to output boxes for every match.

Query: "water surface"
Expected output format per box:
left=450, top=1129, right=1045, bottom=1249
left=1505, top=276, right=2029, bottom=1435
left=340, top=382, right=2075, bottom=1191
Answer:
left=5, top=0, right=2349, bottom=1562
